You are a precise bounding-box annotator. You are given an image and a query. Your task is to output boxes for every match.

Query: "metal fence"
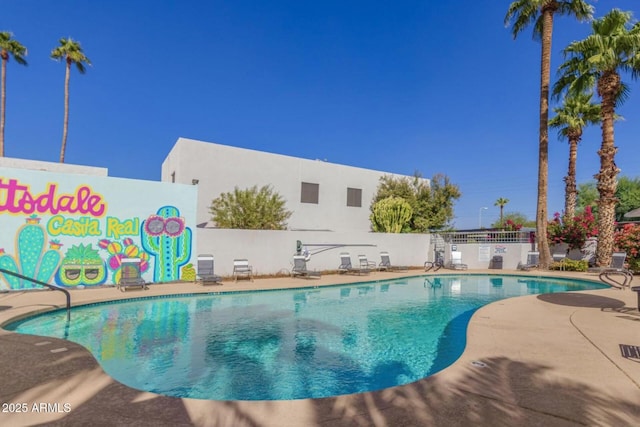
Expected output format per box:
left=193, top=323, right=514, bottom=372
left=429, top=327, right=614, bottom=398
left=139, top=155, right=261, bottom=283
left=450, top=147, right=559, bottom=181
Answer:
left=439, top=230, right=533, bottom=244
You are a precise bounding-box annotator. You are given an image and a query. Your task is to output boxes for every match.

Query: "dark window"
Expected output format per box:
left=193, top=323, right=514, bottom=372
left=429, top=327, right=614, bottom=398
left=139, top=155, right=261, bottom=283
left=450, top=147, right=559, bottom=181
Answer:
left=301, top=182, right=319, bottom=204
left=347, top=187, right=362, bottom=207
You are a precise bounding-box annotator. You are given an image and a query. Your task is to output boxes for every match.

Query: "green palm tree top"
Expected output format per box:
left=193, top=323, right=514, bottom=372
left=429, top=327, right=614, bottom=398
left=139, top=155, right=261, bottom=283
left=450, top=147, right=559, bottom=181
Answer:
left=50, top=37, right=90, bottom=72
left=0, top=32, right=27, bottom=65
left=549, top=92, right=601, bottom=140
left=554, top=9, right=640, bottom=100
left=495, top=197, right=509, bottom=207
left=504, top=0, right=593, bottom=40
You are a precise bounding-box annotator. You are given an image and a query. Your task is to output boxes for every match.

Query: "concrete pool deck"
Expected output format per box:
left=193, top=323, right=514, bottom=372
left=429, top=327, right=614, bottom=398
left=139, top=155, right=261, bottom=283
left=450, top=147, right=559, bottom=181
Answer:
left=0, top=269, right=639, bottom=426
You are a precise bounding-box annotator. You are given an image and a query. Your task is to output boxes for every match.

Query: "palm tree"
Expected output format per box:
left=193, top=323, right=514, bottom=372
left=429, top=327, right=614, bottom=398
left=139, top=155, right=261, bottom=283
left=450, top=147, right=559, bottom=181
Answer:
left=50, top=37, right=90, bottom=163
left=504, top=0, right=593, bottom=269
left=0, top=32, right=27, bottom=157
left=549, top=92, right=601, bottom=221
left=494, top=197, right=509, bottom=227
left=553, top=9, right=640, bottom=267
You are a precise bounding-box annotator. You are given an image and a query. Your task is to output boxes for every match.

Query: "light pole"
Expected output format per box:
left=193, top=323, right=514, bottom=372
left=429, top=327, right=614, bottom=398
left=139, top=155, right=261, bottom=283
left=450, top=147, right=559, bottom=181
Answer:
left=479, top=207, right=488, bottom=228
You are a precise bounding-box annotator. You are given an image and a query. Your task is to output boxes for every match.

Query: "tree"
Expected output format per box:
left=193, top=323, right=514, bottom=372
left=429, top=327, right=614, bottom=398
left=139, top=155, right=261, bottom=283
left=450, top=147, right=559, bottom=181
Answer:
left=370, top=172, right=461, bottom=232
left=494, top=197, right=509, bottom=226
left=370, top=197, right=413, bottom=233
left=549, top=92, right=601, bottom=220
left=505, top=0, right=594, bottom=269
left=50, top=37, right=90, bottom=163
left=554, top=9, right=640, bottom=266
left=490, top=212, right=536, bottom=229
left=576, top=181, right=598, bottom=211
left=209, top=185, right=292, bottom=230
left=576, top=177, right=640, bottom=221
left=0, top=32, right=27, bottom=157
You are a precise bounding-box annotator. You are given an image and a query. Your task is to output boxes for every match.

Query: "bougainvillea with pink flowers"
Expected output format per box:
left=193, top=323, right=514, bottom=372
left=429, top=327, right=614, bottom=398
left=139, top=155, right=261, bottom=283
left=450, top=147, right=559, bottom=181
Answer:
left=614, top=223, right=640, bottom=272
left=547, top=206, right=598, bottom=250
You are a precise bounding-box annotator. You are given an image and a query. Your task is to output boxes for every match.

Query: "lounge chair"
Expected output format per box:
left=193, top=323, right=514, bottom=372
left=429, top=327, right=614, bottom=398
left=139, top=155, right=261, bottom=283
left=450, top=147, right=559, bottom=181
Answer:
left=447, top=251, right=468, bottom=270
left=518, top=251, right=539, bottom=271
left=233, top=259, right=253, bottom=282
left=358, top=254, right=377, bottom=270
left=379, top=252, right=409, bottom=271
left=196, top=254, right=222, bottom=285
left=607, top=252, right=632, bottom=275
left=291, top=255, right=321, bottom=279
left=338, top=253, right=369, bottom=275
left=552, top=252, right=567, bottom=270
left=117, top=258, right=147, bottom=292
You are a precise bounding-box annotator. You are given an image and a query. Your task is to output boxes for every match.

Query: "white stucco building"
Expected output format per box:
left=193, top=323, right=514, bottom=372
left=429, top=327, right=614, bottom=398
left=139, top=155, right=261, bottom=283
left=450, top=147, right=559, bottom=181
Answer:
left=162, top=137, right=428, bottom=232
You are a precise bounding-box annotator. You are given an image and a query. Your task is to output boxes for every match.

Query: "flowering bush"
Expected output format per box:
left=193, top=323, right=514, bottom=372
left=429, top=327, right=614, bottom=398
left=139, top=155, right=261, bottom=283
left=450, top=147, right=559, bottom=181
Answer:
left=614, top=223, right=640, bottom=273
left=502, top=219, right=522, bottom=231
left=547, top=206, right=598, bottom=250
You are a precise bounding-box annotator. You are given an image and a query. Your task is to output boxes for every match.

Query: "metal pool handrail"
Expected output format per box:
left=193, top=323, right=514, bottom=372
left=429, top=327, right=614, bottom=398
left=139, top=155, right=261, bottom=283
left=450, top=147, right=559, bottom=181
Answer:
left=0, top=268, right=71, bottom=322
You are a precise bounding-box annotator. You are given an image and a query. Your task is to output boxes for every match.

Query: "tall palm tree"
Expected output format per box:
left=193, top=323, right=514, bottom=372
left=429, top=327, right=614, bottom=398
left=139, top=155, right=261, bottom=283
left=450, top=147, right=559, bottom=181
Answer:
left=505, top=0, right=593, bottom=269
left=0, top=32, right=27, bottom=157
left=494, top=197, right=509, bottom=227
left=50, top=37, right=90, bottom=163
left=549, top=92, right=601, bottom=221
left=554, top=9, right=640, bottom=267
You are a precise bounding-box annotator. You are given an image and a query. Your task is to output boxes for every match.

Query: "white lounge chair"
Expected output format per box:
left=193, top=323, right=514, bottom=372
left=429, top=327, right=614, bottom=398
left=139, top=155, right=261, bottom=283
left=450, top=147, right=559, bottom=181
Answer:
left=448, top=251, right=468, bottom=270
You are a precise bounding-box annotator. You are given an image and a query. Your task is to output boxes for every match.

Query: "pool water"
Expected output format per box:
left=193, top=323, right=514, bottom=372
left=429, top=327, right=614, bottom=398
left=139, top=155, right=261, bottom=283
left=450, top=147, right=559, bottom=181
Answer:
left=5, top=274, right=605, bottom=401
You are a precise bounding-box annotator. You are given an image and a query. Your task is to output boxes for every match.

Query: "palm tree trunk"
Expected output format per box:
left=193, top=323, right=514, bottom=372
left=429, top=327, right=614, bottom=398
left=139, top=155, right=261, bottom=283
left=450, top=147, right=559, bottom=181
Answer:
left=564, top=134, right=580, bottom=221
left=595, top=71, right=620, bottom=267
left=60, top=58, right=71, bottom=163
left=535, top=7, right=554, bottom=269
left=0, top=56, right=7, bottom=157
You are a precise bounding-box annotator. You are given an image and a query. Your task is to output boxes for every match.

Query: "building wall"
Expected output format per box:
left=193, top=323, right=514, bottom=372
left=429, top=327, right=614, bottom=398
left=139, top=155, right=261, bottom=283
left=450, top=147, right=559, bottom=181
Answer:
left=196, top=228, right=431, bottom=277
left=161, top=138, right=427, bottom=232
left=0, top=166, right=197, bottom=290
left=0, top=156, right=108, bottom=176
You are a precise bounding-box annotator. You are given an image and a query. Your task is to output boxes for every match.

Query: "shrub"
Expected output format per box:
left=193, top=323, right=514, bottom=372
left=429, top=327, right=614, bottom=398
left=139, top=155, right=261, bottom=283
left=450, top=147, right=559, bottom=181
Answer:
left=370, top=196, right=413, bottom=233
left=614, top=223, right=640, bottom=273
left=547, top=206, right=598, bottom=250
left=209, top=185, right=292, bottom=230
left=549, top=259, right=588, bottom=272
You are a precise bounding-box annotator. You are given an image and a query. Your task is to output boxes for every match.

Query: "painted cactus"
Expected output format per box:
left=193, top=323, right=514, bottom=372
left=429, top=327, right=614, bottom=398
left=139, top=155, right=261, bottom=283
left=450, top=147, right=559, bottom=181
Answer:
left=0, top=216, right=62, bottom=290
left=141, top=206, right=192, bottom=282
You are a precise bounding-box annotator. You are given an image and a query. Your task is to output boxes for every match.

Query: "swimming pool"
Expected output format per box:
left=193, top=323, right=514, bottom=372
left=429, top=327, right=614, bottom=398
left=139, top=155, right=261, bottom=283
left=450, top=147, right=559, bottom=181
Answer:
left=5, top=274, right=606, bottom=401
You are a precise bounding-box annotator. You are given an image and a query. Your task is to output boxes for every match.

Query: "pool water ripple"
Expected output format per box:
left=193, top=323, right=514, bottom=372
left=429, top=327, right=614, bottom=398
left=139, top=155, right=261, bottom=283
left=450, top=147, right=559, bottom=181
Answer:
left=5, top=274, right=605, bottom=400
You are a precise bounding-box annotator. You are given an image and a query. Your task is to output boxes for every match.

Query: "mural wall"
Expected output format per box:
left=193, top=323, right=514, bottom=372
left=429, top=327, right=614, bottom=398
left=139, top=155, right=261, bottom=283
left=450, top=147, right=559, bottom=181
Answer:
left=0, top=167, right=197, bottom=290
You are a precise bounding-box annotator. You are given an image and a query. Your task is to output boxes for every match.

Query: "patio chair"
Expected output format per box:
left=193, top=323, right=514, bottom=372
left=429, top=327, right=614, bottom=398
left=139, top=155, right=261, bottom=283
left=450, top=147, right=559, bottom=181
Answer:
left=338, top=253, right=369, bottom=275
left=233, top=259, right=253, bottom=282
left=117, top=258, right=147, bottom=292
left=447, top=251, right=468, bottom=270
left=196, top=254, right=222, bottom=285
left=518, top=251, right=539, bottom=271
left=358, top=254, right=377, bottom=270
left=291, top=255, right=321, bottom=279
left=379, top=252, right=409, bottom=271
left=552, top=252, right=567, bottom=271
left=607, top=252, right=632, bottom=275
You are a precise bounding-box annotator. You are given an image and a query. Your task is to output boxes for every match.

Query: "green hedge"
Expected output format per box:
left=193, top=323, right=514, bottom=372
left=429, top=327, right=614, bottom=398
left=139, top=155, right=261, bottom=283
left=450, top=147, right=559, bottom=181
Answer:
left=549, top=259, right=588, bottom=272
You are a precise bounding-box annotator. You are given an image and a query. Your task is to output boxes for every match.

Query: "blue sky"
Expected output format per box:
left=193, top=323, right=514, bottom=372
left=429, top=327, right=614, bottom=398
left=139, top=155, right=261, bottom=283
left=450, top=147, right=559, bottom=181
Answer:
left=3, top=1, right=639, bottom=229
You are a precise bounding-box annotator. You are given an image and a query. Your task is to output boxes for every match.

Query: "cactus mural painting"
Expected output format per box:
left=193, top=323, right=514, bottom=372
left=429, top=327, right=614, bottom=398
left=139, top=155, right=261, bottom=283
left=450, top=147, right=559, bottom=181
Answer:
left=141, top=206, right=192, bottom=282
left=0, top=215, right=63, bottom=290
left=0, top=170, right=197, bottom=290
left=55, top=243, right=107, bottom=287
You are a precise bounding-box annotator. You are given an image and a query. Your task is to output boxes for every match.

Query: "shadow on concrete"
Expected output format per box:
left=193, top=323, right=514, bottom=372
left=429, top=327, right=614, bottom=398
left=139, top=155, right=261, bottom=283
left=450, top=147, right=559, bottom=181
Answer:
left=312, top=356, right=640, bottom=427
left=0, top=305, right=11, bottom=312
left=3, top=331, right=638, bottom=426
left=536, top=292, right=625, bottom=309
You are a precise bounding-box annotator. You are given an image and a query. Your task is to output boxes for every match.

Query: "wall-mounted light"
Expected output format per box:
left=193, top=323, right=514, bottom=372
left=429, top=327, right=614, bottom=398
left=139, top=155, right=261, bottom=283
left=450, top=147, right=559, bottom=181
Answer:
left=192, top=179, right=199, bottom=185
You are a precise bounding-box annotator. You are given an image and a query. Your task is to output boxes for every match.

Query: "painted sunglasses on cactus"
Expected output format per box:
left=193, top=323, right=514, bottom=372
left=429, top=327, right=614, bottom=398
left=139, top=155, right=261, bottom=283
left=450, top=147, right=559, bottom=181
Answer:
left=143, top=215, right=185, bottom=237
